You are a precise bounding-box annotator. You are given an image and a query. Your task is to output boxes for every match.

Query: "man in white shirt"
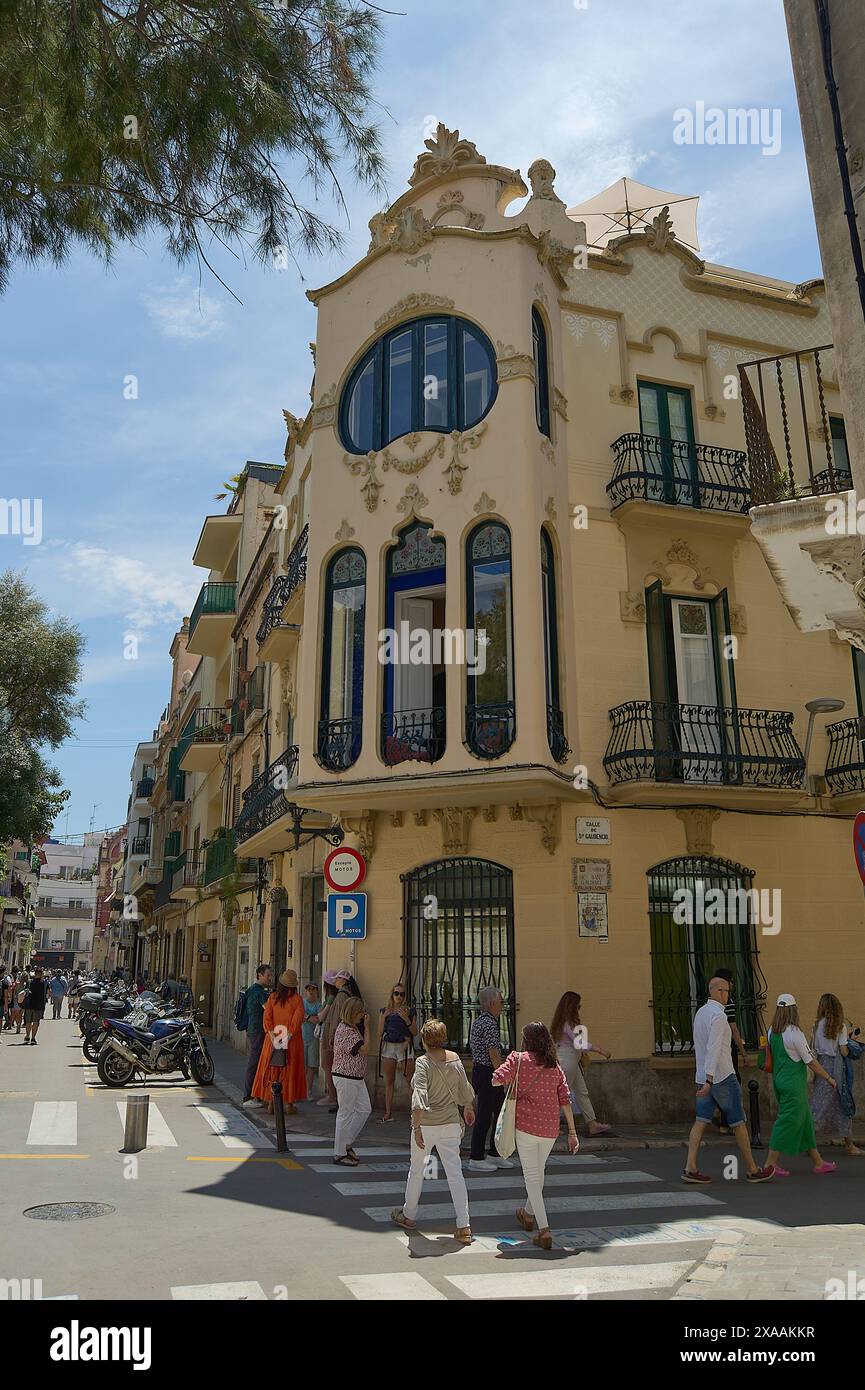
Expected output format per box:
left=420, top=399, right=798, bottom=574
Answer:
left=683, top=977, right=775, bottom=1185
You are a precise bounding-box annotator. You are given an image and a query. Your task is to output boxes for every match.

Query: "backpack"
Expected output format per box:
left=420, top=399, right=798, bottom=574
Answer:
left=234, top=987, right=250, bottom=1032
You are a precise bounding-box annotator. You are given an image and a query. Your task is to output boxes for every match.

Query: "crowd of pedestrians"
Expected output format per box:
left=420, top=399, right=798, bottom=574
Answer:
left=0, top=965, right=85, bottom=1043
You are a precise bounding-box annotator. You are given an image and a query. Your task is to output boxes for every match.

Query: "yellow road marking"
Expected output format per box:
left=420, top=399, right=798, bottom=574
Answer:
left=0, top=1153, right=89, bottom=1160
left=186, top=1156, right=302, bottom=1170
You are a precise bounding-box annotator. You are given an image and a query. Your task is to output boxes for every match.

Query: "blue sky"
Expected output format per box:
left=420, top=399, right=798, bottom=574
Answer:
left=1, top=0, right=821, bottom=840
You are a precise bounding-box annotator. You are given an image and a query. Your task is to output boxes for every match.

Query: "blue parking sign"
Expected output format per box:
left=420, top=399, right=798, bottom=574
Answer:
left=326, top=892, right=367, bottom=940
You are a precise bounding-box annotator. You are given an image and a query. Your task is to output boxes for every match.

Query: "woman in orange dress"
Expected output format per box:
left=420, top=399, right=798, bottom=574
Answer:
left=252, top=969, right=307, bottom=1113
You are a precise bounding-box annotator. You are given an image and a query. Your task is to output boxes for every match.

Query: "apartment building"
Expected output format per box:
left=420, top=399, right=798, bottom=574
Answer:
left=0, top=840, right=39, bottom=969
left=126, top=127, right=865, bottom=1116
left=32, top=837, right=100, bottom=971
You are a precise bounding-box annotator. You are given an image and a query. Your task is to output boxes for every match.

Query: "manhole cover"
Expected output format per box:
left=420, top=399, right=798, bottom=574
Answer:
left=23, top=1202, right=115, bottom=1222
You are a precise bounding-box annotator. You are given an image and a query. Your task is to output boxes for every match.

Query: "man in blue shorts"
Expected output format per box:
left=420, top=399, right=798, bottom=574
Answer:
left=683, top=976, right=775, bottom=1185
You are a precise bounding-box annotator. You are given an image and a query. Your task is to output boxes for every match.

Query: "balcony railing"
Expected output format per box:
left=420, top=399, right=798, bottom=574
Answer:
left=604, top=702, right=805, bottom=789
left=203, top=833, right=239, bottom=886
left=135, top=777, right=155, bottom=799
left=172, top=851, right=202, bottom=894
left=234, top=747, right=300, bottom=844
left=465, top=701, right=516, bottom=760
left=738, top=346, right=847, bottom=505
left=177, top=706, right=228, bottom=760
left=231, top=666, right=265, bottom=738
left=130, top=837, right=150, bottom=857
left=607, top=434, right=750, bottom=512
left=316, top=718, right=362, bottom=772
left=825, top=718, right=865, bottom=794
left=546, top=705, right=571, bottom=764
left=189, top=581, right=237, bottom=639
left=257, top=524, right=309, bottom=646
left=381, top=707, right=446, bottom=765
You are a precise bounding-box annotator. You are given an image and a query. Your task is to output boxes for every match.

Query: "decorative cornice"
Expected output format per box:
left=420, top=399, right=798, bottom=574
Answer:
left=676, top=808, right=720, bottom=856
left=496, top=340, right=536, bottom=383
left=409, top=124, right=487, bottom=186
left=342, top=811, right=376, bottom=862
left=433, top=806, right=476, bottom=855
left=374, top=293, right=455, bottom=334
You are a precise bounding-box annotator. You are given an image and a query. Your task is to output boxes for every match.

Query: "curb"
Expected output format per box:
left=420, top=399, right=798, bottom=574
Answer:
left=672, top=1228, right=745, bottom=1299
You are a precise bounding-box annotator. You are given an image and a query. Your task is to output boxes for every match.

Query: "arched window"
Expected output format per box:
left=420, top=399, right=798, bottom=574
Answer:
left=340, top=316, right=497, bottom=454
left=647, top=856, right=767, bottom=1055
left=402, top=857, right=515, bottom=1052
left=382, top=523, right=447, bottom=765
left=541, top=528, right=568, bottom=762
left=318, top=548, right=366, bottom=771
left=465, top=522, right=515, bottom=758
left=532, top=307, right=551, bottom=438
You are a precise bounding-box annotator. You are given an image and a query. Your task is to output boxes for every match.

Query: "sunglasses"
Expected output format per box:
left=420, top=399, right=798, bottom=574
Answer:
left=393, top=990, right=405, bottom=997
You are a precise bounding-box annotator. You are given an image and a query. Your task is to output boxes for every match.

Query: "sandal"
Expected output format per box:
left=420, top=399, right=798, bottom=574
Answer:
left=346, top=1146, right=361, bottom=1163
left=333, top=1154, right=359, bottom=1167
left=454, top=1227, right=473, bottom=1244
left=391, top=1208, right=417, bottom=1229
left=515, top=1207, right=535, bottom=1232
left=533, top=1229, right=553, bottom=1250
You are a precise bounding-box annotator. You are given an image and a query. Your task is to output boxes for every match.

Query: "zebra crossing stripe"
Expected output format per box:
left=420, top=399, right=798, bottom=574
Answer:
left=308, top=1154, right=627, bottom=1174
left=340, top=1273, right=447, bottom=1301
left=171, top=1282, right=268, bottom=1300
left=362, top=1190, right=721, bottom=1222
left=334, top=1170, right=661, bottom=1197
left=394, top=1218, right=735, bottom=1254
left=445, top=1260, right=694, bottom=1300
left=291, top=1147, right=410, bottom=1158
left=116, top=1101, right=177, bottom=1148
left=26, top=1102, right=77, bottom=1146
left=195, top=1104, right=273, bottom=1149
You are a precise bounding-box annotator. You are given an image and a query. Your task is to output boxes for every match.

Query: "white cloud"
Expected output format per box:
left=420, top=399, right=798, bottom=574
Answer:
left=141, top=275, right=226, bottom=342
left=30, top=540, right=198, bottom=632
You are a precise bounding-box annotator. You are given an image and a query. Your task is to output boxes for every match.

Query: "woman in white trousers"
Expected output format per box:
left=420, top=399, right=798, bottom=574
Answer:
left=332, top=997, right=372, bottom=1166
left=492, top=1022, right=578, bottom=1249
left=392, top=1018, right=476, bottom=1243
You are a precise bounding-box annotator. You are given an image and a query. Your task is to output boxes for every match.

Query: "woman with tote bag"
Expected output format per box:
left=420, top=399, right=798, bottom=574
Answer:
left=492, top=1022, right=579, bottom=1250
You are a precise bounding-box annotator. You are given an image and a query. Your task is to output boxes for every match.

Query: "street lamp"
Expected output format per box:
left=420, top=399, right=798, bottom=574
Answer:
left=803, top=696, right=846, bottom=790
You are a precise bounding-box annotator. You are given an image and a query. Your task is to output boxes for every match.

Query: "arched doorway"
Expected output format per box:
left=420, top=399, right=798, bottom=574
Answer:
left=647, top=855, right=767, bottom=1055
left=402, top=858, right=515, bottom=1052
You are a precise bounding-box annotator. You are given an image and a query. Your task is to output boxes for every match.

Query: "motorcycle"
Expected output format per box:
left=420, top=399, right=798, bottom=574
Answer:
left=96, top=1000, right=215, bottom=1087
left=81, top=998, right=167, bottom=1063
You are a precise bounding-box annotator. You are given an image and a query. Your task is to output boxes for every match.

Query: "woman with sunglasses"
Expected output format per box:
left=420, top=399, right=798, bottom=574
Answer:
left=378, top=984, right=418, bottom=1121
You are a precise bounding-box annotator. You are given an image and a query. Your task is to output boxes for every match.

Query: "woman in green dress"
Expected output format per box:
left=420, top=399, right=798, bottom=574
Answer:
left=766, top=994, right=838, bottom=1176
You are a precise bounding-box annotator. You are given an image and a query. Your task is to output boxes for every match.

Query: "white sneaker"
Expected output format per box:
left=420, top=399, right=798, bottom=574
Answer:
left=242, top=1099, right=264, bottom=1109
left=489, top=1156, right=515, bottom=1168
left=315, top=1096, right=333, bottom=1107
left=467, top=1159, right=498, bottom=1172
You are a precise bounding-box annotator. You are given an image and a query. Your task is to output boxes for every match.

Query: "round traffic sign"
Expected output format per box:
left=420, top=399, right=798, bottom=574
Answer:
left=854, top=812, right=865, bottom=886
left=324, top=846, right=366, bottom=892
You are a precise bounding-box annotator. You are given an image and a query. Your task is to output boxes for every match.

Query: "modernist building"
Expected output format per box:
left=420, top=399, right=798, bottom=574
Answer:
left=128, top=127, right=865, bottom=1116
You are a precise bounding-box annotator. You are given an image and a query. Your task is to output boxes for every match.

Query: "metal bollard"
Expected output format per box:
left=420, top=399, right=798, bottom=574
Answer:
left=748, top=1079, right=763, bottom=1148
left=272, top=1080, right=287, bottom=1152
left=122, top=1094, right=149, bottom=1153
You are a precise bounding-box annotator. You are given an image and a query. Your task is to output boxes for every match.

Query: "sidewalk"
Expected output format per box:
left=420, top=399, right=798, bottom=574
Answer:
left=209, top=1035, right=865, bottom=1154
left=675, top=1223, right=865, bottom=1301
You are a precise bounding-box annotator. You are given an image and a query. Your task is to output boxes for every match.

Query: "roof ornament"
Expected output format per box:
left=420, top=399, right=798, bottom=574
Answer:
left=645, top=205, right=675, bottom=252
left=409, top=123, right=486, bottom=186
left=527, top=158, right=562, bottom=203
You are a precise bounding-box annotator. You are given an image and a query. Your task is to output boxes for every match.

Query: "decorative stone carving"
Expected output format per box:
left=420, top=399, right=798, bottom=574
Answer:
left=282, top=409, right=304, bottom=477
left=527, top=158, right=562, bottom=202
left=676, top=808, right=720, bottom=856
left=536, top=229, right=575, bottom=283
left=620, top=591, right=646, bottom=624
left=397, top=481, right=429, bottom=517
left=390, top=206, right=434, bottom=254
left=525, top=803, right=561, bottom=856
left=368, top=210, right=393, bottom=251
left=268, top=885, right=288, bottom=906
left=508, top=805, right=524, bottom=821
left=442, top=423, right=487, bottom=495
left=563, top=313, right=617, bottom=350
left=545, top=496, right=557, bottom=522
left=380, top=432, right=443, bottom=476
left=729, top=604, right=747, bottom=636
left=496, top=340, right=536, bottom=383
left=391, top=811, right=403, bottom=828
left=434, top=807, right=476, bottom=854
left=311, top=385, right=337, bottom=429
left=375, top=294, right=454, bottom=334
left=344, top=452, right=383, bottom=512
left=553, top=388, right=569, bottom=420
left=654, top=539, right=711, bottom=590
left=534, top=281, right=549, bottom=306
left=409, top=123, right=486, bottom=186
left=802, top=539, right=861, bottom=588
left=342, top=812, right=376, bottom=862
left=540, top=439, right=555, bottom=466
left=646, top=205, right=675, bottom=252
left=414, top=810, right=428, bottom=827
left=335, top=519, right=356, bottom=542
left=482, top=806, right=497, bottom=822
left=609, top=384, right=636, bottom=404
left=474, top=491, right=497, bottom=515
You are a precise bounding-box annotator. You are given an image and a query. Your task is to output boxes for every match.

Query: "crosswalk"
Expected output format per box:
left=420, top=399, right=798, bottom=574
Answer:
left=5, top=1098, right=282, bottom=1154
left=270, top=1131, right=733, bottom=1302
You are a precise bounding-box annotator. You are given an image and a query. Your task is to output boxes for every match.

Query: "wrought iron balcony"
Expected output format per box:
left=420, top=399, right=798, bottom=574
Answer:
left=738, top=346, right=848, bottom=504
left=465, top=701, right=516, bottom=759
left=603, top=701, right=805, bottom=788
left=607, top=434, right=750, bottom=512
left=188, top=581, right=237, bottom=641
left=257, top=524, right=309, bottom=646
left=135, top=776, right=155, bottom=799
left=176, top=706, right=228, bottom=764
left=234, top=747, right=300, bottom=844
left=129, top=837, right=150, bottom=857
left=171, top=851, right=203, bottom=896
left=202, top=831, right=249, bottom=886
left=381, top=707, right=446, bottom=765
left=825, top=717, right=865, bottom=794
left=230, top=666, right=265, bottom=738
left=546, top=705, right=571, bottom=764
left=316, top=718, right=362, bottom=772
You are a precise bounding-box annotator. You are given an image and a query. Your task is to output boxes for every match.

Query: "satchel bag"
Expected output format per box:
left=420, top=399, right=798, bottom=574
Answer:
left=270, top=1045, right=287, bottom=1069
left=494, top=1052, right=521, bottom=1159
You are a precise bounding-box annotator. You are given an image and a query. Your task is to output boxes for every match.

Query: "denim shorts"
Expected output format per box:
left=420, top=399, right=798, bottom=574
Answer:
left=695, top=1073, right=745, bottom=1125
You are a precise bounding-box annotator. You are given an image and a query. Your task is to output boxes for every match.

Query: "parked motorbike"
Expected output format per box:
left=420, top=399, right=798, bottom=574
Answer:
left=96, top=1001, right=214, bottom=1087
left=81, top=998, right=167, bottom=1063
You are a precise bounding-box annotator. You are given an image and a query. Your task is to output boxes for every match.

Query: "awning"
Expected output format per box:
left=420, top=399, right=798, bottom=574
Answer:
left=567, top=177, right=700, bottom=252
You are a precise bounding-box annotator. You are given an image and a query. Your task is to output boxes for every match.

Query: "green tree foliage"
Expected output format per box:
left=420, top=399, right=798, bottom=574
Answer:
left=0, top=571, right=85, bottom=842
left=0, top=0, right=385, bottom=291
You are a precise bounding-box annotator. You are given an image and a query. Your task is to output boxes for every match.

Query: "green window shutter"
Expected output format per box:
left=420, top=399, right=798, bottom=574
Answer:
left=645, top=580, right=674, bottom=779
left=710, top=589, right=740, bottom=783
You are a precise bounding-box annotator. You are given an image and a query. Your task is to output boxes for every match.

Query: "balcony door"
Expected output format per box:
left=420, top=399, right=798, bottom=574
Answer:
left=646, top=582, right=739, bottom=783
left=638, top=381, right=698, bottom=506
left=383, top=524, right=446, bottom=764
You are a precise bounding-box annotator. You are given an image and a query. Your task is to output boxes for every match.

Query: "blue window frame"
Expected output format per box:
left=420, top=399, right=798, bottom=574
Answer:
left=382, top=524, right=447, bottom=765
left=465, top=522, right=516, bottom=759
left=340, top=316, right=497, bottom=455
left=318, top=548, right=366, bottom=771
left=532, top=307, right=551, bottom=438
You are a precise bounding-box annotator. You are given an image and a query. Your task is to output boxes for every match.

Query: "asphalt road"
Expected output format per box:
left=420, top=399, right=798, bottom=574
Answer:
left=2, top=1016, right=862, bottom=1302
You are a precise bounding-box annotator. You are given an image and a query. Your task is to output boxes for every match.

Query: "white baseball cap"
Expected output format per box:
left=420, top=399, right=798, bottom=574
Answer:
left=776, top=992, right=797, bottom=1007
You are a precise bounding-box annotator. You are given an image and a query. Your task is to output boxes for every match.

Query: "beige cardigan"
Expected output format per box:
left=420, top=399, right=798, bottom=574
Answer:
left=411, top=1052, right=475, bottom=1127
